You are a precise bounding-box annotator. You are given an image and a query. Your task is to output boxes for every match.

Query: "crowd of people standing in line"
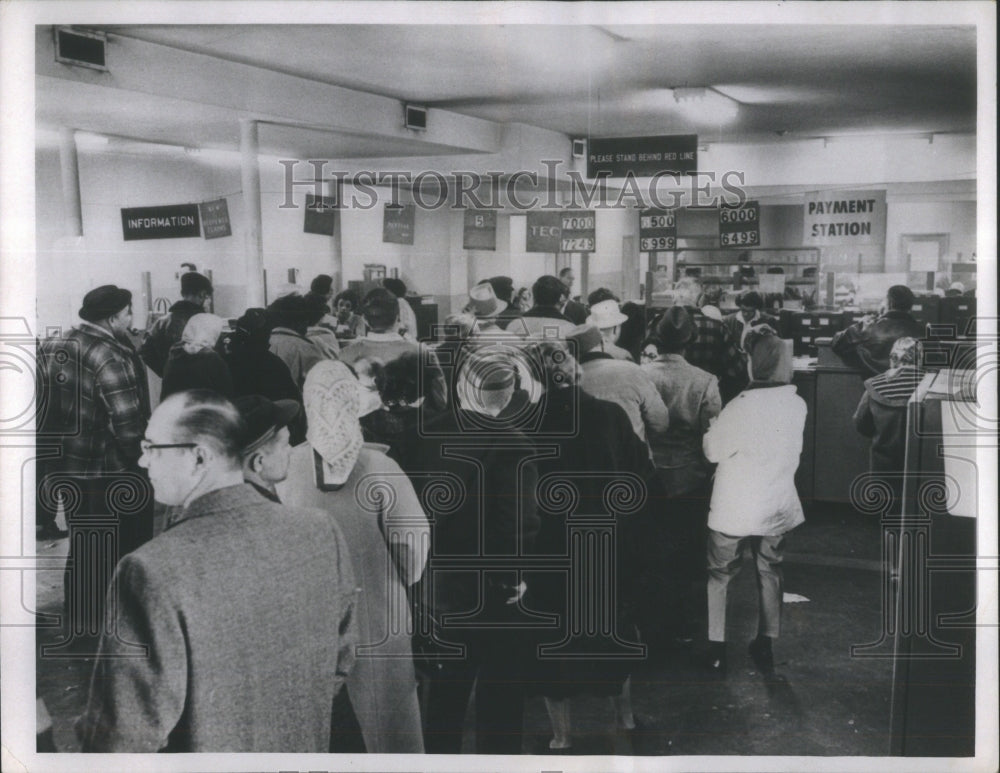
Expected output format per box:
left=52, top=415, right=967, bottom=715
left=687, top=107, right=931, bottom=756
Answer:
left=35, top=264, right=929, bottom=754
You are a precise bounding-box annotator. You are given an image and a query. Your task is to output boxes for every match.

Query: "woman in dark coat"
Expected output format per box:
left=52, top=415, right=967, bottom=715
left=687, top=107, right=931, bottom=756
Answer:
left=222, top=308, right=307, bottom=445
left=160, top=313, right=233, bottom=401
left=520, top=339, right=663, bottom=751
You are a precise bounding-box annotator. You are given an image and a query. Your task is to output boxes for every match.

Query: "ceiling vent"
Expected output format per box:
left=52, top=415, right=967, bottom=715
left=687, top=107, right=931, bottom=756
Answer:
left=404, top=104, right=427, bottom=132
left=54, top=27, right=107, bottom=71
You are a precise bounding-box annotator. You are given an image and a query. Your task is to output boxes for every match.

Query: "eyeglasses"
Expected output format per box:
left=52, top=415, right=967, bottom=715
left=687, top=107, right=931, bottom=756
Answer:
left=140, top=439, right=198, bottom=455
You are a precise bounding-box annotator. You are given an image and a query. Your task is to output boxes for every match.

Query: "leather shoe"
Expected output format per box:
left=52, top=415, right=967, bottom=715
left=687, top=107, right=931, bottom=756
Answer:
left=748, top=636, right=775, bottom=676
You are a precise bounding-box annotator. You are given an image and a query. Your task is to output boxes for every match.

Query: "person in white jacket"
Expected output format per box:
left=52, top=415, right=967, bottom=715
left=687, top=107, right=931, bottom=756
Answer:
left=701, top=326, right=806, bottom=677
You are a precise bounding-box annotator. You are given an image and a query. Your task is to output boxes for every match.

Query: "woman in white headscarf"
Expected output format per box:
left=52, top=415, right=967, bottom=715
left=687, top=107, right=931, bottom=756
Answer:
left=278, top=360, right=429, bottom=753
left=160, top=313, right=233, bottom=401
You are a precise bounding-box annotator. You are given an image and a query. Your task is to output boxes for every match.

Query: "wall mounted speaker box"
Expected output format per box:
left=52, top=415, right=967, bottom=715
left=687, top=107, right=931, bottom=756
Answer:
left=55, top=27, right=107, bottom=70
left=404, top=104, right=427, bottom=131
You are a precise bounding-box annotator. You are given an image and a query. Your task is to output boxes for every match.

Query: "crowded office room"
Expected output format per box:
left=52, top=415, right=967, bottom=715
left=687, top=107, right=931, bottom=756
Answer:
left=1, top=6, right=996, bottom=770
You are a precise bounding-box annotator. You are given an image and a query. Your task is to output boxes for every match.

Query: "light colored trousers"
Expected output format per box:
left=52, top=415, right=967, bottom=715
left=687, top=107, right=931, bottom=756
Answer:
left=706, top=530, right=785, bottom=642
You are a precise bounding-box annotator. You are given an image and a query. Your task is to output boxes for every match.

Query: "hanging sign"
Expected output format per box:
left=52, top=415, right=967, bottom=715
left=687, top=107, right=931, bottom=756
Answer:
left=199, top=198, right=232, bottom=239
left=638, top=208, right=677, bottom=251
left=463, top=209, right=497, bottom=251
left=525, top=210, right=595, bottom=253
left=587, top=134, right=698, bottom=178
left=719, top=200, right=760, bottom=247
left=382, top=203, right=415, bottom=245
left=803, top=189, right=886, bottom=246
left=304, top=193, right=338, bottom=236
left=121, top=204, right=200, bottom=241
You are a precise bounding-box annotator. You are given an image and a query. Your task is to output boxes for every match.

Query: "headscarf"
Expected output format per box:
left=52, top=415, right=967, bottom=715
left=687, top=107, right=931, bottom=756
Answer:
left=745, top=325, right=793, bottom=384
left=303, top=360, right=364, bottom=486
left=181, top=313, right=225, bottom=355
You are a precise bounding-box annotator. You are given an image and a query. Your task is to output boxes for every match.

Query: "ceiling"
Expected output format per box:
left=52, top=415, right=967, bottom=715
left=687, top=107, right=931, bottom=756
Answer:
left=39, top=23, right=977, bottom=158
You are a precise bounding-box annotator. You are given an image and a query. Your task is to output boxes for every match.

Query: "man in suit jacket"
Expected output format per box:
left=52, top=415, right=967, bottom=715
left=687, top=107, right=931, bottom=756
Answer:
left=559, top=267, right=589, bottom=324
left=78, top=389, right=357, bottom=752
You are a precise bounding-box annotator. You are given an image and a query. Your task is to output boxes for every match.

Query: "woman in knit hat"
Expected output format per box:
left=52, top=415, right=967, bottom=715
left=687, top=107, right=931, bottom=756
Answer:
left=701, top=326, right=805, bottom=678
left=279, top=360, right=429, bottom=753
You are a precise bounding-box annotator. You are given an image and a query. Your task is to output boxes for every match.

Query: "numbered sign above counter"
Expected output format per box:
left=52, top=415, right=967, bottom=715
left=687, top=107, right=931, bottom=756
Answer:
left=525, top=210, right=596, bottom=253
left=463, top=209, right=497, bottom=251
left=718, top=200, right=760, bottom=247
left=638, top=207, right=677, bottom=252
left=383, top=203, right=415, bottom=245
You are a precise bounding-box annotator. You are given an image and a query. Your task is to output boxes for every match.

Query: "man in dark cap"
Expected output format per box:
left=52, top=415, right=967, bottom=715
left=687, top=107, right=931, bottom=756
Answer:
left=233, top=395, right=300, bottom=502
left=641, top=305, right=723, bottom=648
left=141, top=271, right=213, bottom=377
left=36, top=285, right=152, bottom=646
left=831, top=284, right=924, bottom=375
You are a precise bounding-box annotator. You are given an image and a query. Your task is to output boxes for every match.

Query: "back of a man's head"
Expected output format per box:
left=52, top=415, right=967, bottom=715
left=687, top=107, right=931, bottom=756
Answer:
left=161, top=390, right=245, bottom=470
left=587, top=287, right=619, bottom=307
left=886, top=284, right=915, bottom=312
left=532, top=275, right=567, bottom=307
left=382, top=278, right=407, bottom=299
left=310, top=274, right=333, bottom=297
left=361, top=288, right=400, bottom=331
left=486, top=276, right=515, bottom=304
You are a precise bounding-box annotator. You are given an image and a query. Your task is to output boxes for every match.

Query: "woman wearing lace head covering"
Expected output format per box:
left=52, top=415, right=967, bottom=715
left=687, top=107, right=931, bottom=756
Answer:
left=278, top=360, right=429, bottom=753
left=160, top=313, right=234, bottom=401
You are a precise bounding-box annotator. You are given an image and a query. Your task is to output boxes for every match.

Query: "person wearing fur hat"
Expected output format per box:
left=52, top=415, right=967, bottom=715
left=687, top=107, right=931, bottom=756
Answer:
left=701, top=326, right=806, bottom=678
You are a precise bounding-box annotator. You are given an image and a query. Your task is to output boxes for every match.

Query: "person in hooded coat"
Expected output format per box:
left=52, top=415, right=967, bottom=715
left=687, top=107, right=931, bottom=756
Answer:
left=279, top=360, right=429, bottom=754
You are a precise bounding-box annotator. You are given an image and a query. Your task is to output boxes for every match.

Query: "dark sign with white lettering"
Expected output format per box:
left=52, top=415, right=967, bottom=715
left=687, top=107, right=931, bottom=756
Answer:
left=587, top=135, right=698, bottom=178
left=199, top=198, right=232, bottom=239
left=121, top=204, right=200, bottom=241
left=304, top=194, right=338, bottom=236
left=463, top=209, right=497, bottom=251
left=382, top=204, right=415, bottom=245
left=525, top=210, right=596, bottom=253
left=638, top=208, right=678, bottom=252
left=719, top=200, right=760, bottom=247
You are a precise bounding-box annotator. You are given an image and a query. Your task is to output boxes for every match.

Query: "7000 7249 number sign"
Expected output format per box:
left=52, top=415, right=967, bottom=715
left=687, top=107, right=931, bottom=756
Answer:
left=560, top=211, right=595, bottom=252
left=639, top=207, right=677, bottom=251
left=718, top=201, right=760, bottom=247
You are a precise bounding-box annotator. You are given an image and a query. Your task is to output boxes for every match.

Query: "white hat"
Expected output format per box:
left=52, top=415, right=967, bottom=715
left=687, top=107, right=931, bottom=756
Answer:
left=587, top=299, right=628, bottom=329
left=468, top=282, right=508, bottom=319
left=949, top=281, right=966, bottom=293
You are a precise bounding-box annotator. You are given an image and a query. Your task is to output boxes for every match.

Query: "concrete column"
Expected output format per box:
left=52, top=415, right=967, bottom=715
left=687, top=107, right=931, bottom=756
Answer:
left=240, top=119, right=265, bottom=307
left=58, top=128, right=83, bottom=237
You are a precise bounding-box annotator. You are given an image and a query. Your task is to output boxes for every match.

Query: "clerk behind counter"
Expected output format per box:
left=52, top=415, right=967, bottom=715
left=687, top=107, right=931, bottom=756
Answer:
left=830, top=284, right=924, bottom=376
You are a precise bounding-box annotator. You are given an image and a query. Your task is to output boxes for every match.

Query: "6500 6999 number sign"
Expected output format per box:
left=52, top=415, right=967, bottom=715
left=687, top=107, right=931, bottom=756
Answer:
left=639, top=207, right=677, bottom=251
left=718, top=201, right=760, bottom=247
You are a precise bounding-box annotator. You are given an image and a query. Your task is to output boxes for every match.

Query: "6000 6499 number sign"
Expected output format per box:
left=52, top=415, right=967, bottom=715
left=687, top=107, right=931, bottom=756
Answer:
left=718, top=201, right=760, bottom=247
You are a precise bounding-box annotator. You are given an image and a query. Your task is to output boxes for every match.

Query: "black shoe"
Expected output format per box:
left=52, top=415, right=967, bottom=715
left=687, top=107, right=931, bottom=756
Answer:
left=37, top=525, right=68, bottom=540
left=701, top=640, right=727, bottom=677
left=748, top=636, right=775, bottom=676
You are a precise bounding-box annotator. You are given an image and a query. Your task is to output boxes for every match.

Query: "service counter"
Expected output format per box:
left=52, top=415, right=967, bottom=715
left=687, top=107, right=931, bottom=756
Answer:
left=791, top=346, right=871, bottom=504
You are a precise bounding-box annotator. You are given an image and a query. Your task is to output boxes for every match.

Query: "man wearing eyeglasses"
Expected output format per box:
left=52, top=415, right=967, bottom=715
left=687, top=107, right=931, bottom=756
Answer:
left=78, top=389, right=357, bottom=752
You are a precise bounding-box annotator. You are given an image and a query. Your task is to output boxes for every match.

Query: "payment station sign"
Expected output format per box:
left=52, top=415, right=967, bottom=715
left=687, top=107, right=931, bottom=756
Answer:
left=526, top=210, right=596, bottom=253
left=719, top=201, right=760, bottom=247
left=587, top=135, right=698, bottom=178
left=639, top=208, right=677, bottom=252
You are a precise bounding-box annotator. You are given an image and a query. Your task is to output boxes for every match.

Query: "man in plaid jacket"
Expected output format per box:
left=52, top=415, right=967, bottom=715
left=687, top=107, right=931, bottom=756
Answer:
left=37, top=285, right=153, bottom=649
